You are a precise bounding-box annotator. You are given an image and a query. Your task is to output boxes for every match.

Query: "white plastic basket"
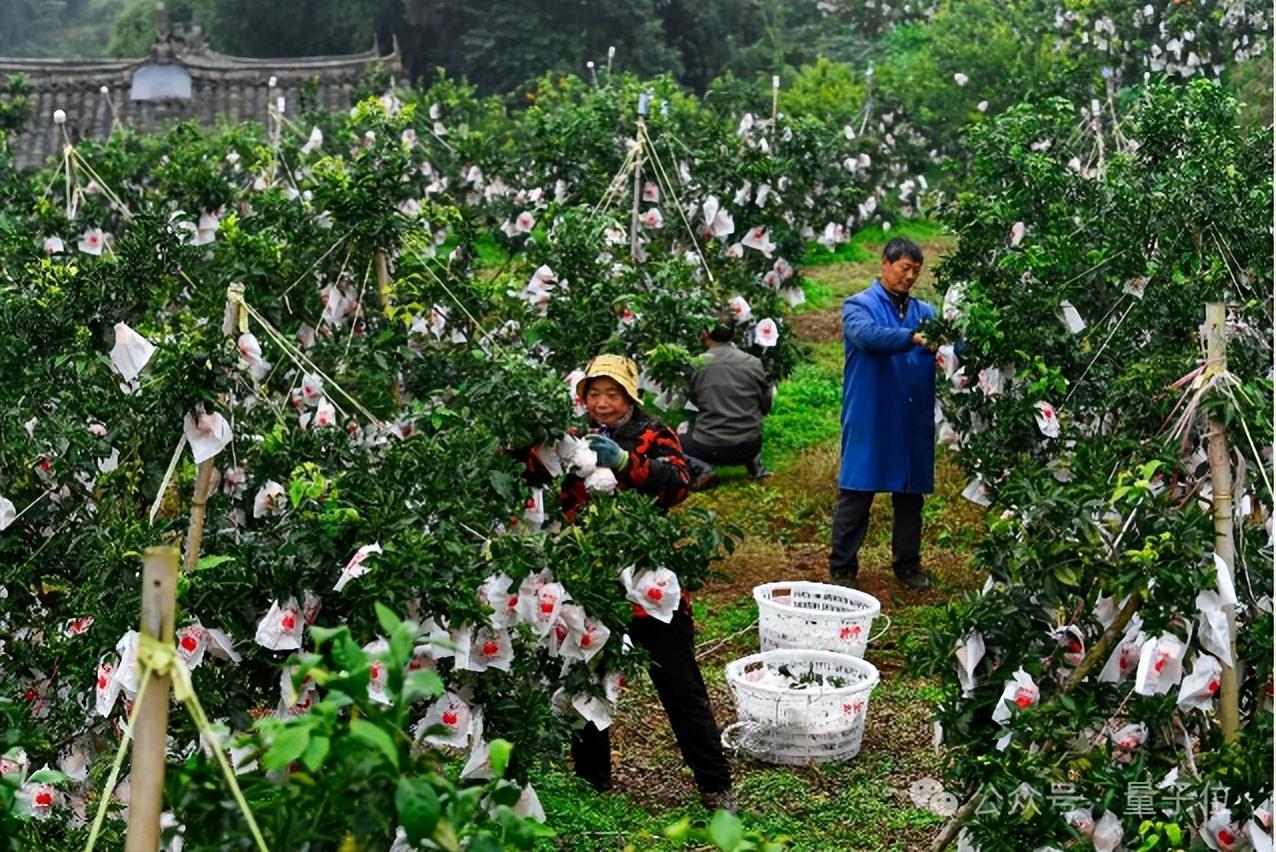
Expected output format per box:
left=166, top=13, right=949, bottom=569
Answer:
left=723, top=649, right=880, bottom=765
left=753, top=581, right=887, bottom=657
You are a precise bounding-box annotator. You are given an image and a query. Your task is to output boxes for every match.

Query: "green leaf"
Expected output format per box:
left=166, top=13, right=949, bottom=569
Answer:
left=194, top=554, right=234, bottom=571
left=263, top=726, right=311, bottom=772
left=489, top=781, right=521, bottom=808
left=308, top=625, right=342, bottom=648
left=375, top=602, right=402, bottom=636
left=26, top=768, right=69, bottom=785
left=402, top=669, right=445, bottom=705
left=300, top=734, right=330, bottom=773
left=1165, top=825, right=1182, bottom=844
left=1052, top=564, right=1080, bottom=587
left=390, top=621, right=416, bottom=664
left=708, top=809, right=744, bottom=851
left=488, top=470, right=515, bottom=500
left=395, top=776, right=441, bottom=843
left=428, top=816, right=460, bottom=852
left=350, top=718, right=400, bottom=769
left=332, top=633, right=367, bottom=673
left=487, top=738, right=513, bottom=779
left=663, top=816, right=692, bottom=841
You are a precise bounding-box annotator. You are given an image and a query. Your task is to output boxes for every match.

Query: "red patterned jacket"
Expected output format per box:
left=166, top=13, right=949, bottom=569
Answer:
left=526, top=407, right=693, bottom=618
left=557, top=406, right=691, bottom=523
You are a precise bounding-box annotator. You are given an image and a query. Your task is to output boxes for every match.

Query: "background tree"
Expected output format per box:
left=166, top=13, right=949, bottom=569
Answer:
left=875, top=0, right=1083, bottom=156
left=0, top=0, right=128, bottom=57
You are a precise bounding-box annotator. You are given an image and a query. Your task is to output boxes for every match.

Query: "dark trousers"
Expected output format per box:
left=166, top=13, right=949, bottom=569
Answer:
left=829, top=489, right=923, bottom=578
left=681, top=434, right=763, bottom=477
left=571, top=607, right=732, bottom=794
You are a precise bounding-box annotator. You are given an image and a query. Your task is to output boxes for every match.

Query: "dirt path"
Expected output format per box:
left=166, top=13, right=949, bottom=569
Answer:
left=572, top=235, right=980, bottom=850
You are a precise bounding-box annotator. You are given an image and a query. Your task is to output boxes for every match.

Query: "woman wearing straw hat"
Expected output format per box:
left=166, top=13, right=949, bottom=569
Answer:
left=561, top=353, right=736, bottom=812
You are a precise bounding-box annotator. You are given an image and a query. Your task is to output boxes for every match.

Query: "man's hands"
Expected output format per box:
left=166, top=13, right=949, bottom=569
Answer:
left=588, top=434, right=630, bottom=471
left=911, top=331, right=940, bottom=353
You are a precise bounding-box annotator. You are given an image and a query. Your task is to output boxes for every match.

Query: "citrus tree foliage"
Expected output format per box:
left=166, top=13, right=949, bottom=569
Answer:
left=879, top=0, right=1271, bottom=160
left=1053, top=0, right=1270, bottom=85
left=0, top=71, right=924, bottom=843
left=169, top=605, right=552, bottom=850
left=913, top=81, right=1273, bottom=849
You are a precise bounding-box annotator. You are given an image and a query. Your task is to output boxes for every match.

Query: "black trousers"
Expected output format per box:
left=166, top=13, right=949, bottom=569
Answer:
left=571, top=607, right=732, bottom=794
left=681, top=433, right=763, bottom=477
left=829, top=489, right=923, bottom=578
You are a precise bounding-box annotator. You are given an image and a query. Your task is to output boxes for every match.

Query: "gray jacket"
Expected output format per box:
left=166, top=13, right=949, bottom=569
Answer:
left=688, top=343, right=772, bottom=446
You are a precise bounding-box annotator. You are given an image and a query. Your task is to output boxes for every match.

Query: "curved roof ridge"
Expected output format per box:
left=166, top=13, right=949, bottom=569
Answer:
left=184, top=43, right=387, bottom=69
left=0, top=58, right=143, bottom=73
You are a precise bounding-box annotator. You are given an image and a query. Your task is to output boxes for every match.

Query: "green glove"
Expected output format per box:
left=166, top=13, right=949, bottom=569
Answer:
left=587, top=434, right=630, bottom=471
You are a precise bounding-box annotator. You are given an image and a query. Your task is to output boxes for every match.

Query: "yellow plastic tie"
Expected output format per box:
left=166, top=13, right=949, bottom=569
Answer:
left=137, top=633, right=193, bottom=702
left=226, top=282, right=249, bottom=335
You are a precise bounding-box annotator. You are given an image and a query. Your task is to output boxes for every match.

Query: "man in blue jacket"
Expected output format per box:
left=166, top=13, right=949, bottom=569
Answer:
left=830, top=237, right=936, bottom=591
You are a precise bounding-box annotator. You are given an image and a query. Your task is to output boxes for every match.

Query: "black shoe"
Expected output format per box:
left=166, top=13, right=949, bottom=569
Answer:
left=895, top=570, right=932, bottom=591
left=829, top=573, right=859, bottom=590
left=751, top=465, right=773, bottom=480
left=699, top=789, right=739, bottom=815
left=583, top=778, right=613, bottom=794
left=689, top=468, right=718, bottom=492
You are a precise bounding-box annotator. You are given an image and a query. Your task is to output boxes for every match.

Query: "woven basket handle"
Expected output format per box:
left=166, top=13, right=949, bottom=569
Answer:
left=869, top=614, right=892, bottom=643
left=720, top=720, right=759, bottom=753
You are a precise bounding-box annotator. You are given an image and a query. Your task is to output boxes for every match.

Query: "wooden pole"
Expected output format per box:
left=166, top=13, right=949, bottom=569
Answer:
left=126, top=546, right=178, bottom=852
left=181, top=459, right=215, bottom=574
left=1203, top=302, right=1240, bottom=742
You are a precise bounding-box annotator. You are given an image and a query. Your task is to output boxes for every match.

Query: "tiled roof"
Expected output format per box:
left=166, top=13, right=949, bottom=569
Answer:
left=1, top=31, right=400, bottom=169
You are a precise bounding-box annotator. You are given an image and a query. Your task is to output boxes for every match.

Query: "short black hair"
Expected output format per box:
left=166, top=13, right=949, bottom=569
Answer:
left=882, top=237, right=924, bottom=264
left=706, top=311, right=735, bottom=343
left=709, top=309, right=740, bottom=341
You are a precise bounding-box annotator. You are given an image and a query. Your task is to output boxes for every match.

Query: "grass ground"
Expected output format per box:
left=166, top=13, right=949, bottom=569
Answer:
left=535, top=222, right=985, bottom=851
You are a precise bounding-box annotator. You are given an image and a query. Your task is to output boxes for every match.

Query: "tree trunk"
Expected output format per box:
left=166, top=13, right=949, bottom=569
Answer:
left=1065, top=590, right=1143, bottom=692
left=181, top=459, right=215, bottom=574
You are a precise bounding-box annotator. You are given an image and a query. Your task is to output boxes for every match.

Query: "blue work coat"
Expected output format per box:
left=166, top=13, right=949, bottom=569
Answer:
left=839, top=281, right=937, bottom=494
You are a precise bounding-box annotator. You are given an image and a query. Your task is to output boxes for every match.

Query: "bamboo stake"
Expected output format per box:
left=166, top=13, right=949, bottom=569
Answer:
left=629, top=99, right=648, bottom=261
left=375, top=249, right=391, bottom=310
left=1203, top=302, right=1240, bottom=742
left=126, top=546, right=178, bottom=852
left=373, top=249, right=403, bottom=405
left=181, top=459, right=215, bottom=574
